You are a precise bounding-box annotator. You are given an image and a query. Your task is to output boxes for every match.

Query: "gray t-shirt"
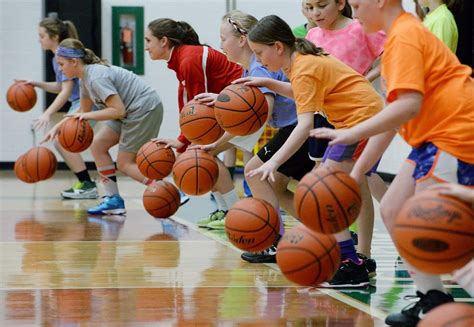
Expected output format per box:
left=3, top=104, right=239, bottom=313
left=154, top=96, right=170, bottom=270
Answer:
left=81, top=64, right=161, bottom=120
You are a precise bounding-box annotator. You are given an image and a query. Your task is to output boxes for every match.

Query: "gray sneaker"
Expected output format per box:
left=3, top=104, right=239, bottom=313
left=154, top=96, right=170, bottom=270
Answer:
left=61, top=180, right=99, bottom=199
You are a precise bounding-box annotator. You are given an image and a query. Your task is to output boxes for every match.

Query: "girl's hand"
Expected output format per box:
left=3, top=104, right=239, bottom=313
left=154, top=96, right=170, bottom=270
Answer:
left=152, top=138, right=184, bottom=149
left=309, top=127, right=360, bottom=146
left=188, top=143, right=216, bottom=152
left=32, top=113, right=52, bottom=130
left=429, top=183, right=474, bottom=204
left=232, top=76, right=270, bottom=87
left=65, top=112, right=90, bottom=120
left=193, top=93, right=218, bottom=106
left=245, top=160, right=280, bottom=182
left=14, top=79, right=35, bottom=86
left=40, top=125, right=60, bottom=144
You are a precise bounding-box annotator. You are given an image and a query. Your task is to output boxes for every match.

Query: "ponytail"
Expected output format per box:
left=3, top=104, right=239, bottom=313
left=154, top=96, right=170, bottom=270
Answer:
left=39, top=17, right=79, bottom=41
left=295, top=38, right=327, bottom=56
left=148, top=18, right=202, bottom=47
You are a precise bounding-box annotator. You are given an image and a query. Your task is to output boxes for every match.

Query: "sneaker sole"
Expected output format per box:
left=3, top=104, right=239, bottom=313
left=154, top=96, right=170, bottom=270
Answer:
left=88, top=209, right=127, bottom=215
left=61, top=194, right=99, bottom=199
left=318, top=281, right=370, bottom=288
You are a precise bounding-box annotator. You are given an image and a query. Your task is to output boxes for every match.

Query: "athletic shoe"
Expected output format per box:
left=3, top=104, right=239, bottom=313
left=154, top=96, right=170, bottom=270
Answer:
left=350, top=231, right=358, bottom=245
left=319, top=259, right=369, bottom=288
left=87, top=194, right=126, bottom=215
left=61, top=180, right=99, bottom=199
left=241, top=237, right=279, bottom=264
left=179, top=190, right=190, bottom=206
left=385, top=290, right=454, bottom=326
left=358, top=253, right=377, bottom=278
left=207, top=216, right=226, bottom=230
left=196, top=210, right=227, bottom=228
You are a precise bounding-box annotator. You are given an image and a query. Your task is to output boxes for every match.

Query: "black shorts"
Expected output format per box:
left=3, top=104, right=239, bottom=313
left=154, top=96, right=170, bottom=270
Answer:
left=309, top=114, right=334, bottom=160
left=257, top=125, right=314, bottom=181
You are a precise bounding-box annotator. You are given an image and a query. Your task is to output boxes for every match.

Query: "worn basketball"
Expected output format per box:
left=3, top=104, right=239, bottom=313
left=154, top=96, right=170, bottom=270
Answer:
left=225, top=198, right=280, bottom=252
left=214, top=84, right=268, bottom=136
left=136, top=141, right=176, bottom=180
left=6, top=82, right=37, bottom=112
left=276, top=224, right=340, bottom=286
left=418, top=302, right=474, bottom=327
left=58, top=118, right=94, bottom=153
left=179, top=101, right=224, bottom=145
left=143, top=180, right=180, bottom=218
left=21, top=147, right=57, bottom=182
left=294, top=167, right=362, bottom=234
left=14, top=154, right=35, bottom=183
left=393, top=189, right=474, bottom=274
left=172, top=149, right=219, bottom=195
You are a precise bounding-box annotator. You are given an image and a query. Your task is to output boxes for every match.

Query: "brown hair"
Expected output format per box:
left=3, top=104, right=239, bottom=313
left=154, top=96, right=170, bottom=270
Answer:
left=58, top=38, right=107, bottom=65
left=147, top=18, right=202, bottom=47
left=39, top=17, right=79, bottom=41
left=248, top=15, right=327, bottom=57
left=339, top=0, right=353, bottom=19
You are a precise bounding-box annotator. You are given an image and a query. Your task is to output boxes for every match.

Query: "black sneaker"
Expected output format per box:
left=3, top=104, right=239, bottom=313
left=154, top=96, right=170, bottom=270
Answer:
left=358, top=253, right=376, bottom=278
left=350, top=231, right=358, bottom=245
left=319, top=259, right=369, bottom=288
left=241, top=244, right=277, bottom=263
left=385, top=290, right=454, bottom=326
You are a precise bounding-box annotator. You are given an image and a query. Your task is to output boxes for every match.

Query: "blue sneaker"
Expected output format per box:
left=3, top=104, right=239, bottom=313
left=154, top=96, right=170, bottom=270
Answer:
left=243, top=179, right=252, bottom=197
left=179, top=190, right=190, bottom=206
left=87, top=194, right=126, bottom=215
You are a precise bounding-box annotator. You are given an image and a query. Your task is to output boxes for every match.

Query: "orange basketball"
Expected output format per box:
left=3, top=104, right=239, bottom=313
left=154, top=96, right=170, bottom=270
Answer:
left=418, top=302, right=474, bottom=327
left=179, top=101, right=224, bottom=145
left=136, top=141, right=176, bottom=180
left=21, top=147, right=57, bottom=182
left=143, top=180, right=180, bottom=218
left=214, top=84, right=268, bottom=136
left=225, top=198, right=280, bottom=252
left=58, top=118, right=94, bottom=153
left=276, top=224, right=340, bottom=286
left=393, top=189, right=474, bottom=274
left=294, top=167, right=362, bottom=234
left=14, top=154, right=35, bottom=183
left=6, top=82, right=37, bottom=112
left=172, top=149, right=219, bottom=195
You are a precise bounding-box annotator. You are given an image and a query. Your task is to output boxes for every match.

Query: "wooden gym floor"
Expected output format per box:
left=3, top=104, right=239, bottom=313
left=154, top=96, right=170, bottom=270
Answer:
left=0, top=170, right=471, bottom=326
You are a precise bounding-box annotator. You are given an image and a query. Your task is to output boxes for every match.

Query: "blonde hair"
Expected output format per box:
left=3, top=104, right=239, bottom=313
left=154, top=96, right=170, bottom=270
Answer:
left=40, top=17, right=79, bottom=41
left=59, top=38, right=107, bottom=65
left=222, top=10, right=258, bottom=37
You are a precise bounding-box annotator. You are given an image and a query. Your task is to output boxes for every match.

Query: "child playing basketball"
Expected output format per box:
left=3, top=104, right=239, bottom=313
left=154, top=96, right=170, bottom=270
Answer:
left=193, top=11, right=314, bottom=265
left=42, top=38, right=164, bottom=215
left=239, top=15, right=383, bottom=287
left=21, top=17, right=97, bottom=199
left=312, top=0, right=473, bottom=325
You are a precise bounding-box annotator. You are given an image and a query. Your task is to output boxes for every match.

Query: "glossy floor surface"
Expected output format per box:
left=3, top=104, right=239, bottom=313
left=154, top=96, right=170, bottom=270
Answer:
left=0, top=171, right=471, bottom=326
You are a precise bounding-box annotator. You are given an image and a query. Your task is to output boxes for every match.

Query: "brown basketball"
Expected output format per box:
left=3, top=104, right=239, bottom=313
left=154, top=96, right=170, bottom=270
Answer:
left=276, top=224, right=340, bottom=286
left=143, top=180, right=180, bottom=218
left=179, top=101, right=224, bottom=145
left=294, top=167, right=362, bottom=234
left=214, top=84, right=268, bottom=136
left=172, top=149, right=219, bottom=195
left=225, top=198, right=280, bottom=252
left=136, top=141, right=176, bottom=180
left=58, top=117, right=94, bottom=153
left=14, top=154, right=35, bottom=183
left=418, top=302, right=474, bottom=327
left=393, top=189, right=474, bottom=274
left=6, top=82, right=37, bottom=112
left=21, top=147, right=57, bottom=182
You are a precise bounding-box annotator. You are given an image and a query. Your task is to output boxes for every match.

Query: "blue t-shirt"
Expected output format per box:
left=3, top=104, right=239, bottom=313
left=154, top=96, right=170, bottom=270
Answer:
left=52, top=56, right=80, bottom=103
left=243, top=55, right=297, bottom=128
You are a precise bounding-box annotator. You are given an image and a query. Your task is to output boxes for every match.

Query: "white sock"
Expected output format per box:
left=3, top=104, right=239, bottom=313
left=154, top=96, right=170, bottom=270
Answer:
left=212, top=192, right=227, bottom=211
left=222, top=189, right=240, bottom=210
left=405, top=260, right=445, bottom=294
left=98, top=165, right=119, bottom=196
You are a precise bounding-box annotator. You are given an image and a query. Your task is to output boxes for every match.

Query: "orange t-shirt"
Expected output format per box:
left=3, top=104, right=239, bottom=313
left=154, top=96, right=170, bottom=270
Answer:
left=383, top=13, right=474, bottom=163
left=287, top=53, right=382, bottom=129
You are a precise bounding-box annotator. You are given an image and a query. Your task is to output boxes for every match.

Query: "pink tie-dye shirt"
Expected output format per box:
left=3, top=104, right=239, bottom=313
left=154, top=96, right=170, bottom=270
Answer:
left=306, top=20, right=385, bottom=75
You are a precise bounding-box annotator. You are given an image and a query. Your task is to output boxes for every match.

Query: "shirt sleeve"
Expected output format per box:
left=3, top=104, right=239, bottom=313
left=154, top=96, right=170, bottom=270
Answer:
left=248, top=66, right=276, bottom=96
left=80, top=82, right=90, bottom=98
left=383, top=40, right=425, bottom=103
left=291, top=74, right=325, bottom=114
left=90, top=78, right=118, bottom=103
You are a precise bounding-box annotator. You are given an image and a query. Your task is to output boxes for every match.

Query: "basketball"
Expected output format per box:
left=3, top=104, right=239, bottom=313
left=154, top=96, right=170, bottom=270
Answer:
left=179, top=101, right=224, bottom=145
left=143, top=180, right=180, bottom=218
left=14, top=154, right=35, bottom=183
left=276, top=224, right=340, bottom=286
left=418, top=302, right=474, bottom=327
left=58, top=117, right=94, bottom=153
left=21, top=147, right=57, bottom=182
left=294, top=167, right=362, bottom=234
left=214, top=84, right=268, bottom=136
left=393, top=189, right=474, bottom=274
left=6, top=81, right=37, bottom=112
left=225, top=198, right=280, bottom=252
left=136, top=141, right=176, bottom=180
left=172, top=148, right=219, bottom=195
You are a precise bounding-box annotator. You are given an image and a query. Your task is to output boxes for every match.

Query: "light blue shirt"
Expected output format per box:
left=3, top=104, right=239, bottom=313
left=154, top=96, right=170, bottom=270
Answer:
left=52, top=56, right=80, bottom=103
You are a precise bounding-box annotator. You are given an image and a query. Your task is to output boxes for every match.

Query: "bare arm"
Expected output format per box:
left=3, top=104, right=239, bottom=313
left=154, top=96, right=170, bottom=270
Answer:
left=233, top=77, right=294, bottom=99
left=365, top=56, right=381, bottom=83
left=31, top=81, right=62, bottom=94
left=71, top=94, right=125, bottom=121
